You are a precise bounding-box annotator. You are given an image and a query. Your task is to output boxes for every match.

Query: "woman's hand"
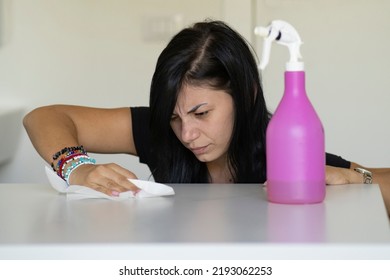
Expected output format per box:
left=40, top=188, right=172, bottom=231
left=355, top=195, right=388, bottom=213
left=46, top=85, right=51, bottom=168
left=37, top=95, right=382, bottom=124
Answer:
left=325, top=165, right=361, bottom=185
left=68, top=163, right=140, bottom=196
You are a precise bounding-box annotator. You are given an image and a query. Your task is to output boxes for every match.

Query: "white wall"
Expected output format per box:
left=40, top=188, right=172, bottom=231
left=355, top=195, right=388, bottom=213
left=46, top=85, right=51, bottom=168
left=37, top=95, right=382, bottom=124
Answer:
left=0, top=0, right=254, bottom=183
left=254, top=0, right=390, bottom=166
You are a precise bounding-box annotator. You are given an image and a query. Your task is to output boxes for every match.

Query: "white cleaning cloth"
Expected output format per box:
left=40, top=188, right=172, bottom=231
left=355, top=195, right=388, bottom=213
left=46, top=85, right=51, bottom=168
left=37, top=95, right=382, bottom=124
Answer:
left=45, top=166, right=175, bottom=200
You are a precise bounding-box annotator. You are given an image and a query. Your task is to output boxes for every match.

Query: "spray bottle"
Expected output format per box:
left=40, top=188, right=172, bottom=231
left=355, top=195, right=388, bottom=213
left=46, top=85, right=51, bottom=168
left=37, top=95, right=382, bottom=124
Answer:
left=255, top=20, right=325, bottom=204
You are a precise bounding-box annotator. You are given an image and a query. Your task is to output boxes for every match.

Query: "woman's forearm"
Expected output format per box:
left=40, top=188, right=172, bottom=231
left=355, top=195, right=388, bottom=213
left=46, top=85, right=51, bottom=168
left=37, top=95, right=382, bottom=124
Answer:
left=23, top=105, right=80, bottom=164
left=24, top=105, right=140, bottom=195
left=375, top=176, right=390, bottom=217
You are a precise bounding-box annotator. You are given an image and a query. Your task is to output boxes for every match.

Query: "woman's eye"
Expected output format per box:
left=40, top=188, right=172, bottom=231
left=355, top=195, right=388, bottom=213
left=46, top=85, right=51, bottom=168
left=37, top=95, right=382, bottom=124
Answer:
left=195, top=111, right=209, bottom=117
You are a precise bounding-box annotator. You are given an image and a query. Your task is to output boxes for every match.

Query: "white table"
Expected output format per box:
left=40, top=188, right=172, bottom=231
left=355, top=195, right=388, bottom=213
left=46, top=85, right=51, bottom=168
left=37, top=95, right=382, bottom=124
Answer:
left=0, top=183, right=389, bottom=259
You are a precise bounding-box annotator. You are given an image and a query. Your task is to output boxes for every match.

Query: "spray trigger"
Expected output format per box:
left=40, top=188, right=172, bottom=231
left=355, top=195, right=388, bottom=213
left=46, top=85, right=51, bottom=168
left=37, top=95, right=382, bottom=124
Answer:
left=254, top=20, right=303, bottom=71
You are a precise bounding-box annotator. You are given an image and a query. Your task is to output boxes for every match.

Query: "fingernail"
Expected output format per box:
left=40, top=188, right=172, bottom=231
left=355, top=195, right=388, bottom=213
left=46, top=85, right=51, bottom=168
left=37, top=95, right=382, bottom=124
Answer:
left=111, top=191, right=120, bottom=197
left=133, top=189, right=140, bottom=196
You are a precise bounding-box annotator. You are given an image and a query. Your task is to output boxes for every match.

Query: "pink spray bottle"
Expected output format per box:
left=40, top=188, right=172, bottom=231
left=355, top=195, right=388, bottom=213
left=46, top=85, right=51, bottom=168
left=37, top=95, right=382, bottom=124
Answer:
left=255, top=20, right=325, bottom=204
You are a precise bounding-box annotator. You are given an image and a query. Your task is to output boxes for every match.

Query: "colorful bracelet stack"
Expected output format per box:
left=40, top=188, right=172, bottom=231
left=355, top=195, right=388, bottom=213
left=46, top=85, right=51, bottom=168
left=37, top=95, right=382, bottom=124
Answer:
left=51, top=145, right=96, bottom=185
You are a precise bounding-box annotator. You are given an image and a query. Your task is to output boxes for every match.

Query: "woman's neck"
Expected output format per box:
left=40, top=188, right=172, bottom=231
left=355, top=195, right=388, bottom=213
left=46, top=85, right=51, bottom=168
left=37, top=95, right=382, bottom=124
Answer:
left=207, top=157, right=234, bottom=183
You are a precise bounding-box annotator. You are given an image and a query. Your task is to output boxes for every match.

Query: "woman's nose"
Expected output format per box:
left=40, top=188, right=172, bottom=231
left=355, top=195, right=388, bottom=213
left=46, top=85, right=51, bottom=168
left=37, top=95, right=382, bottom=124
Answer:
left=181, top=120, right=200, bottom=143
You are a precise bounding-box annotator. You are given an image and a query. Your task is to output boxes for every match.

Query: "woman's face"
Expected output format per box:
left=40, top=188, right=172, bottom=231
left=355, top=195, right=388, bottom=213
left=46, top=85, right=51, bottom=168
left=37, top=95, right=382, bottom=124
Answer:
left=170, top=84, right=235, bottom=165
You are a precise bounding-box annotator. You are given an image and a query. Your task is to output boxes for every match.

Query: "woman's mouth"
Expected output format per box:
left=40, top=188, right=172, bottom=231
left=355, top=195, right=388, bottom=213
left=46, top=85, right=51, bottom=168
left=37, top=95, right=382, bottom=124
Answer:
left=190, top=145, right=209, bottom=155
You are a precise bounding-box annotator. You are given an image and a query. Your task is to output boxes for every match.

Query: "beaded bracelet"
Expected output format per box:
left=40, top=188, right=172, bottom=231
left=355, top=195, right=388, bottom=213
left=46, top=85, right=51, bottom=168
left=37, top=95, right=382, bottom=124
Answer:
left=55, top=153, right=86, bottom=175
left=58, top=154, right=91, bottom=178
left=63, top=157, right=97, bottom=185
left=51, top=145, right=88, bottom=172
left=52, top=145, right=86, bottom=161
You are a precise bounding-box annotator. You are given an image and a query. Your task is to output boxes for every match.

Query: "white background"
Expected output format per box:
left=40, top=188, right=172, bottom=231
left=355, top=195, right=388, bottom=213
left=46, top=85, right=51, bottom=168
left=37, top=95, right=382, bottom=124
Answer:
left=1, top=0, right=389, bottom=183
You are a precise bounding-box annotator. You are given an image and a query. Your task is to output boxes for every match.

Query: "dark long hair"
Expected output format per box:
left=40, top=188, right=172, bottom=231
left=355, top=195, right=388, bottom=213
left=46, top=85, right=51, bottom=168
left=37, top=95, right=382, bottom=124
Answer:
left=149, top=20, right=270, bottom=183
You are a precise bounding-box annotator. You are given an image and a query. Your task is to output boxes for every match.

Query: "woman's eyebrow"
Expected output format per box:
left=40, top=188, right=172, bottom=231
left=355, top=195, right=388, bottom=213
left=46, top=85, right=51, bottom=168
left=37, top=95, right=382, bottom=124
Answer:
left=187, top=103, right=208, bottom=114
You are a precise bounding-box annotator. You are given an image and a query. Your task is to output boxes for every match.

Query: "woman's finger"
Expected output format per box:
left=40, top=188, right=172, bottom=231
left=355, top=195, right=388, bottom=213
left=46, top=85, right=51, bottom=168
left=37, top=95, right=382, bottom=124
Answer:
left=93, top=164, right=140, bottom=192
left=70, top=164, right=140, bottom=196
left=106, top=163, right=138, bottom=180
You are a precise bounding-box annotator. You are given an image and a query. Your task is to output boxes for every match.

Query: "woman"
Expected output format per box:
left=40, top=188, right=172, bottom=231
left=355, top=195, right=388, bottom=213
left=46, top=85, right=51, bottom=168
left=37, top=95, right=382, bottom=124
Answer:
left=24, top=21, right=390, bottom=215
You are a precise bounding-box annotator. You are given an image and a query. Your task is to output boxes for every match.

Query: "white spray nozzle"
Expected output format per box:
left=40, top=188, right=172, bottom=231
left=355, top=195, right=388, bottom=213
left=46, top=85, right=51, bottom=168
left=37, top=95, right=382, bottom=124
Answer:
left=254, top=20, right=303, bottom=71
